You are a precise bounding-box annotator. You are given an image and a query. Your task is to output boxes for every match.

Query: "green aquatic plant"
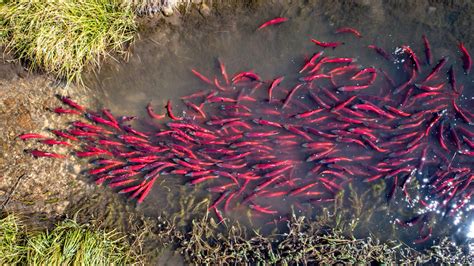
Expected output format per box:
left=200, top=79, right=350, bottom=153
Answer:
left=1, top=0, right=136, bottom=84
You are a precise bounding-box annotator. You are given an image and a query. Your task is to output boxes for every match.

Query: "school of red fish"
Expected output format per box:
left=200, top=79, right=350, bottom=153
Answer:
left=19, top=18, right=473, bottom=243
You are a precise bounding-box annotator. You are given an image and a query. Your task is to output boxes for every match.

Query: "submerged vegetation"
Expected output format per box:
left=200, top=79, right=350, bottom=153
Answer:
left=0, top=214, right=134, bottom=265
left=1, top=0, right=136, bottom=84
left=176, top=210, right=473, bottom=264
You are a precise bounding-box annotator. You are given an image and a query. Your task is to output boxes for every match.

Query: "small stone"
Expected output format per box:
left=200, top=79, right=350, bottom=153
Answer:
left=72, top=164, right=81, bottom=174
left=162, top=6, right=174, bottom=16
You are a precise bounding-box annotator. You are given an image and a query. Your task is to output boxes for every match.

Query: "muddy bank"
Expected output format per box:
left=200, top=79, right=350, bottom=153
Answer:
left=0, top=59, right=87, bottom=225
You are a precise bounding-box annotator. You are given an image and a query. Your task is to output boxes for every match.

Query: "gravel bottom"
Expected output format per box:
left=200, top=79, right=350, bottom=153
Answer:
left=0, top=59, right=95, bottom=224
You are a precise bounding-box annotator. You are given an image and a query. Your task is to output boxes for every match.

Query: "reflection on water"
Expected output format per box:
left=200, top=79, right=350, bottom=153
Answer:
left=85, top=0, right=473, bottom=250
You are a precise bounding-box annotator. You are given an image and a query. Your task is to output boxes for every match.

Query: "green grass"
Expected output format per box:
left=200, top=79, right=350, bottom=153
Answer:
left=1, top=0, right=136, bottom=84
left=0, top=215, right=26, bottom=265
left=0, top=214, right=134, bottom=265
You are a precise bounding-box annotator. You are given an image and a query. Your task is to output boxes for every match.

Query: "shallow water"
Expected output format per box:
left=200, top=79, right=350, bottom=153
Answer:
left=85, top=0, right=474, bottom=250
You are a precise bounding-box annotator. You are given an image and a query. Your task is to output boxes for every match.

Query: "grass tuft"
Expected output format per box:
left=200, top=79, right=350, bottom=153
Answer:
left=0, top=215, right=26, bottom=265
left=1, top=0, right=137, bottom=84
left=27, top=220, right=131, bottom=265
left=0, top=214, right=134, bottom=265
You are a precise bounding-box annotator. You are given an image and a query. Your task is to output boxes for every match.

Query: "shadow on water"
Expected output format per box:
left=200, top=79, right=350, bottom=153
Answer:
left=84, top=0, right=474, bottom=251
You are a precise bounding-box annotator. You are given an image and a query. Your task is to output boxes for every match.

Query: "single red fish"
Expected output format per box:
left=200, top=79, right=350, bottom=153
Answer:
left=72, top=121, right=109, bottom=134
left=76, top=150, right=111, bottom=157
left=289, top=182, right=317, bottom=196
left=348, top=127, right=378, bottom=141
left=282, top=83, right=304, bottom=108
left=283, top=124, right=312, bottom=140
left=320, top=157, right=352, bottom=164
left=232, top=71, right=261, bottom=83
left=244, top=131, right=279, bottom=138
left=86, top=113, right=120, bottom=130
left=368, top=45, right=392, bottom=61
left=448, top=66, right=458, bottom=94
left=180, top=90, right=210, bottom=100
left=166, top=100, right=182, bottom=121
left=321, top=87, right=339, bottom=102
left=137, top=177, right=157, bottom=203
left=216, top=161, right=248, bottom=169
left=305, top=147, right=335, bottom=162
left=311, top=39, right=343, bottom=48
left=452, top=99, right=473, bottom=125
left=209, top=191, right=230, bottom=210
left=300, top=73, right=331, bottom=82
left=459, top=42, right=472, bottom=74
left=331, top=96, right=357, bottom=113
left=190, top=175, right=218, bottom=185
left=267, top=76, right=284, bottom=101
left=58, top=96, right=85, bottom=112
left=251, top=118, right=282, bottom=129
left=68, top=129, right=99, bottom=137
left=299, top=51, right=324, bottom=73
left=335, top=27, right=362, bottom=38
left=206, top=117, right=240, bottom=126
left=102, top=109, right=119, bottom=125
left=40, top=139, right=71, bottom=146
left=249, top=204, right=277, bottom=214
left=118, top=181, right=146, bottom=194
left=207, top=96, right=237, bottom=103
left=302, top=142, right=333, bottom=149
left=351, top=68, right=376, bottom=80
left=361, top=136, right=388, bottom=153
left=422, top=35, right=432, bottom=65
left=384, top=105, right=411, bottom=117
left=352, top=102, right=396, bottom=119
left=402, top=45, right=421, bottom=72
left=53, top=107, right=82, bottom=115
left=294, top=108, right=324, bottom=119
left=122, top=125, right=148, bottom=139
left=257, top=17, right=288, bottom=30
left=88, top=163, right=120, bottom=175
left=416, top=83, right=445, bottom=91
left=322, top=57, right=355, bottom=64
left=337, top=85, right=370, bottom=92
left=191, top=69, right=212, bottom=84
left=51, top=130, right=78, bottom=141
left=394, top=68, right=417, bottom=95
left=217, top=58, right=230, bottom=84
left=213, top=77, right=227, bottom=91
left=18, top=133, right=48, bottom=140
left=264, top=165, right=293, bottom=178
left=109, top=179, right=137, bottom=188
left=117, top=134, right=148, bottom=143
left=421, top=57, right=448, bottom=83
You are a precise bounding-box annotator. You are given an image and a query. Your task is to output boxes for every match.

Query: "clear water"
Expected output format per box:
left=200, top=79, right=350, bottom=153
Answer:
left=85, top=0, right=474, bottom=250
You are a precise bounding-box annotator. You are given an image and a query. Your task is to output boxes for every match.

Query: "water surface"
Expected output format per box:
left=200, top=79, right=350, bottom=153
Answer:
left=86, top=0, right=474, bottom=250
